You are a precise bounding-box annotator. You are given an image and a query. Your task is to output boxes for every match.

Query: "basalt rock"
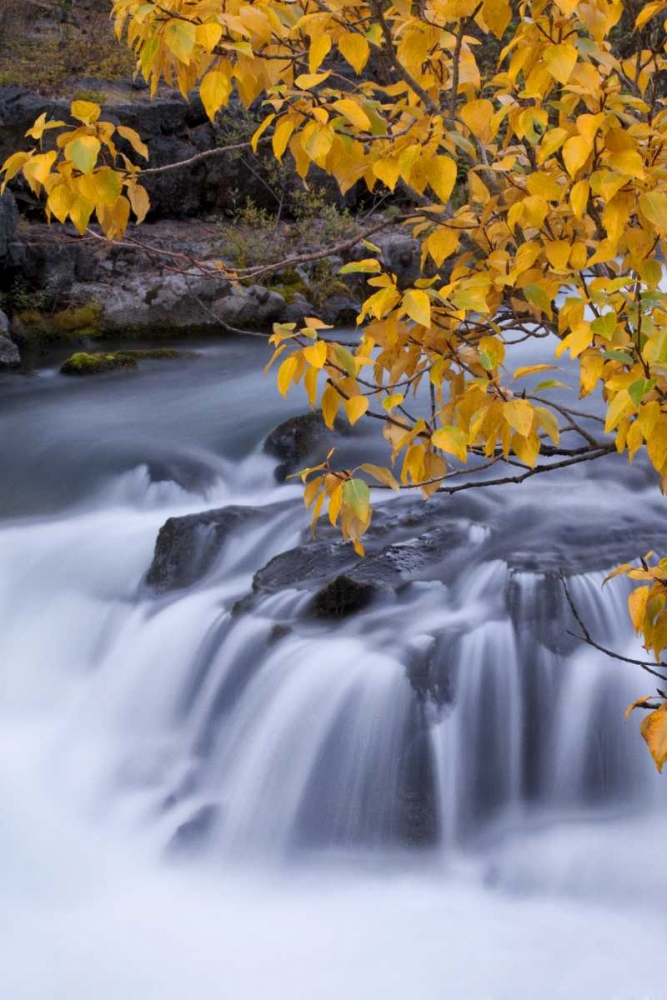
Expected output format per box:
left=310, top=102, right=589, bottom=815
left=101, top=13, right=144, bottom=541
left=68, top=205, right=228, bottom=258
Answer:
left=147, top=504, right=287, bottom=593
left=311, top=574, right=379, bottom=618
left=263, top=411, right=332, bottom=481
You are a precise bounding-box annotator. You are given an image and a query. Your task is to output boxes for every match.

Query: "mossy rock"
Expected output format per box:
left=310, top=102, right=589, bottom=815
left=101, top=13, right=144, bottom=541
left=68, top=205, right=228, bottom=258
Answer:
left=16, top=302, right=103, bottom=345
left=114, top=348, right=197, bottom=361
left=60, top=352, right=139, bottom=376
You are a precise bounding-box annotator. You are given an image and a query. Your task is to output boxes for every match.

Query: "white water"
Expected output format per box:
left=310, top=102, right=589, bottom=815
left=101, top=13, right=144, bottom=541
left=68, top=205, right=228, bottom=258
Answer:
left=0, top=344, right=665, bottom=999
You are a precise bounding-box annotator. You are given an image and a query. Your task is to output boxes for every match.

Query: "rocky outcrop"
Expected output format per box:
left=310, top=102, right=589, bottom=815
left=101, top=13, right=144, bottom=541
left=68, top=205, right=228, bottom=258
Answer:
left=0, top=190, right=17, bottom=265
left=70, top=271, right=285, bottom=335
left=147, top=503, right=285, bottom=593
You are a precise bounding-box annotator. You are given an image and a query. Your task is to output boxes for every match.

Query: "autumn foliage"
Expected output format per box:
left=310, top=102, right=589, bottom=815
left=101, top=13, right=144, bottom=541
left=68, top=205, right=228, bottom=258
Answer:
left=5, top=0, right=667, bottom=764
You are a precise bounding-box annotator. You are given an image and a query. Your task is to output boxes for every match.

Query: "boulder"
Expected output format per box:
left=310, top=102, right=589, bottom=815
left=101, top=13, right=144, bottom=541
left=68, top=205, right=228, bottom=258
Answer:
left=378, top=233, right=421, bottom=289
left=0, top=332, right=20, bottom=369
left=263, top=411, right=331, bottom=480
left=147, top=504, right=285, bottom=593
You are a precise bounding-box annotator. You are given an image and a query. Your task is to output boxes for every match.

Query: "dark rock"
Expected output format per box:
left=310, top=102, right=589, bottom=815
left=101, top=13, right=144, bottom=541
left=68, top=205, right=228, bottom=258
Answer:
left=378, top=234, right=421, bottom=289
left=311, top=574, right=379, bottom=618
left=114, top=348, right=197, bottom=361
left=254, top=541, right=357, bottom=593
left=318, top=292, right=360, bottom=326
left=0, top=332, right=20, bottom=368
left=167, top=804, right=219, bottom=854
left=147, top=504, right=285, bottom=593
left=0, top=190, right=17, bottom=264
left=268, top=623, right=293, bottom=645
left=263, top=410, right=330, bottom=480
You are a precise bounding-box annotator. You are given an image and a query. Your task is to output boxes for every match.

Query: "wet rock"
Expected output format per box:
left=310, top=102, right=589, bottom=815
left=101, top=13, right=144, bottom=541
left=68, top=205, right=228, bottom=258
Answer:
left=60, top=351, right=138, bottom=375
left=254, top=541, right=357, bottom=593
left=147, top=504, right=284, bottom=593
left=0, top=331, right=20, bottom=369
left=263, top=411, right=331, bottom=480
left=167, top=804, right=219, bottom=854
left=397, top=717, right=440, bottom=846
left=312, top=574, right=379, bottom=618
left=407, top=632, right=457, bottom=708
left=114, top=348, right=197, bottom=361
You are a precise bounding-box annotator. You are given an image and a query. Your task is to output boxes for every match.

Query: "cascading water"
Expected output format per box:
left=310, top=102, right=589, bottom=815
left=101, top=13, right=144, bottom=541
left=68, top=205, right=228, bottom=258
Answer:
left=1, top=339, right=665, bottom=1000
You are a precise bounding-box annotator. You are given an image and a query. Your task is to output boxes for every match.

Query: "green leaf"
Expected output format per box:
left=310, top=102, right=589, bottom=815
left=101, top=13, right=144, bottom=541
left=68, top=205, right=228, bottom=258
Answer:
left=343, top=477, right=370, bottom=517
left=65, top=136, right=101, bottom=175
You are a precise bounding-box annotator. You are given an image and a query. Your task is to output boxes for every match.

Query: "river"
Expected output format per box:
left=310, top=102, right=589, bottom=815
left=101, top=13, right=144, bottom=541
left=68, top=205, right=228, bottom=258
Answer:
left=0, top=336, right=664, bottom=999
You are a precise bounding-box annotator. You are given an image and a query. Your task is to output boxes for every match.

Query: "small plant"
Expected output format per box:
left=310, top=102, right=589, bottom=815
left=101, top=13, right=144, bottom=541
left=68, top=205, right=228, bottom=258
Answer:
left=73, top=88, right=106, bottom=104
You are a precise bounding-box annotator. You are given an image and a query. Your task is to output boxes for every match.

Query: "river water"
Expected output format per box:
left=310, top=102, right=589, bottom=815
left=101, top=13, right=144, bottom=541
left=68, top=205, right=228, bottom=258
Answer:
left=0, top=337, right=664, bottom=999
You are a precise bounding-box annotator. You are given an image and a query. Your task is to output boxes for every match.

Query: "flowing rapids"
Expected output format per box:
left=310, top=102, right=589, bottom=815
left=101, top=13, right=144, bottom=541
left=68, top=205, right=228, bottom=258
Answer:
left=0, top=338, right=664, bottom=999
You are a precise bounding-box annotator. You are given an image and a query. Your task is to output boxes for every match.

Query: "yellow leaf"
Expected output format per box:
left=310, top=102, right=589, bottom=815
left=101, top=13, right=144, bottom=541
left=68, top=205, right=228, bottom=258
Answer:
left=359, top=463, right=399, bottom=490
left=563, top=135, right=591, bottom=178
left=338, top=33, right=370, bottom=74
left=373, top=157, right=401, bottom=191
left=425, top=156, right=457, bottom=204
left=343, top=395, right=369, bottom=425
left=640, top=703, right=667, bottom=772
left=543, top=44, right=578, bottom=86
left=164, top=20, right=197, bottom=64
left=303, top=340, right=328, bottom=369
left=321, top=384, right=340, bottom=429
left=127, top=182, right=150, bottom=223
left=512, top=364, right=557, bottom=380
left=431, top=425, right=468, bottom=462
left=117, top=125, right=149, bottom=160
left=503, top=399, right=534, bottom=437
left=636, top=1, right=667, bottom=30
left=535, top=405, right=560, bottom=445
left=277, top=355, right=298, bottom=397
left=21, top=151, right=57, bottom=192
left=625, top=695, right=654, bottom=720
left=570, top=180, right=590, bottom=219
left=425, top=228, right=460, bottom=267
left=628, top=585, right=651, bottom=632
left=295, top=71, right=331, bottom=90
left=70, top=100, right=101, bottom=124
left=309, top=34, right=332, bottom=73
left=459, top=99, right=494, bottom=141
left=200, top=70, right=232, bottom=122
left=196, top=21, right=223, bottom=52
left=639, top=192, right=667, bottom=232
left=273, top=118, right=296, bottom=161
left=332, top=99, right=371, bottom=131
left=403, top=289, right=431, bottom=328
left=604, top=390, right=632, bottom=433
left=65, top=136, right=101, bottom=175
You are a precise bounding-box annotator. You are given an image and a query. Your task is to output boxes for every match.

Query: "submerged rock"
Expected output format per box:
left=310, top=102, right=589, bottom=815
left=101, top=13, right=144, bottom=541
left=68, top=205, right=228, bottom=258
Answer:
left=114, top=348, right=197, bottom=361
left=167, top=804, right=219, bottom=855
left=60, top=351, right=138, bottom=375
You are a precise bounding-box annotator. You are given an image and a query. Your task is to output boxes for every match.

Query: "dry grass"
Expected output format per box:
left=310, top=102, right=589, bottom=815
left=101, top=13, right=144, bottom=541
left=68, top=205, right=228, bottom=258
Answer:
left=0, top=1, right=134, bottom=93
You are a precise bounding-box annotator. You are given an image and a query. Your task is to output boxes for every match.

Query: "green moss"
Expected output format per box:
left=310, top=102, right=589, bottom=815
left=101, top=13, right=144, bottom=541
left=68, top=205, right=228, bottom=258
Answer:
left=60, top=352, right=138, bottom=376
left=114, top=348, right=197, bottom=361
left=16, top=302, right=102, bottom=345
